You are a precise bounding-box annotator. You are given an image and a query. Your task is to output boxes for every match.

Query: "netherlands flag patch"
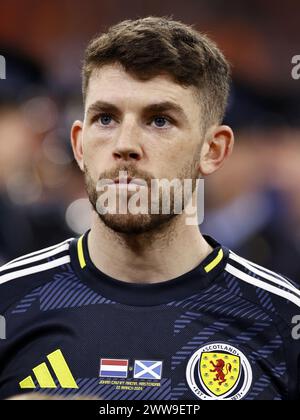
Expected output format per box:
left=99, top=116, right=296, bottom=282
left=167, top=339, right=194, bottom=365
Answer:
left=99, top=358, right=129, bottom=378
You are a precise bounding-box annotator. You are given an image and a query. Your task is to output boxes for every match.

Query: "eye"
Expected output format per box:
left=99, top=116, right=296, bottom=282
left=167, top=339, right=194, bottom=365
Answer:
left=97, top=113, right=113, bottom=126
left=151, top=116, right=172, bottom=128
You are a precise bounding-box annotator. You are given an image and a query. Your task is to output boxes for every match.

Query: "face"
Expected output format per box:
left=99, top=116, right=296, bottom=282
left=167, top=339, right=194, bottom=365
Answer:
left=71, top=63, right=233, bottom=234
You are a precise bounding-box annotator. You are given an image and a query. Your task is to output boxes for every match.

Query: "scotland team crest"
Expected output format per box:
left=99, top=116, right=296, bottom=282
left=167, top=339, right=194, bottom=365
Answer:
left=186, top=343, right=252, bottom=400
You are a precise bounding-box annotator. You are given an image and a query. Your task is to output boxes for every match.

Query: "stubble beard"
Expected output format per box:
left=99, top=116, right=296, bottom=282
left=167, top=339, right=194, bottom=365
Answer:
left=84, top=158, right=199, bottom=235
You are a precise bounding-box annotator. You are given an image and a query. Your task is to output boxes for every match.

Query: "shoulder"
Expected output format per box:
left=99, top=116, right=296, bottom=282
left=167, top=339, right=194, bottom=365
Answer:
left=0, top=238, right=74, bottom=309
left=224, top=249, right=300, bottom=315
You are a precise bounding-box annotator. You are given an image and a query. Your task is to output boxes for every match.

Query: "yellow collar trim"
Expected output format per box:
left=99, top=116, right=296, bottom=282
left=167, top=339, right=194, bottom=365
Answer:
left=77, top=235, right=86, bottom=269
left=77, top=235, right=223, bottom=274
left=204, top=248, right=224, bottom=273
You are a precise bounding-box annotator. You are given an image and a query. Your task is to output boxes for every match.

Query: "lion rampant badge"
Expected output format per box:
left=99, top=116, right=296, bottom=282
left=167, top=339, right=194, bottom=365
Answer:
left=186, top=343, right=252, bottom=400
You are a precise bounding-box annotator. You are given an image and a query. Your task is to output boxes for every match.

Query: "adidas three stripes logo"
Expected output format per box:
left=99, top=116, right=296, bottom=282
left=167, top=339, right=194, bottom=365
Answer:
left=19, top=349, right=78, bottom=389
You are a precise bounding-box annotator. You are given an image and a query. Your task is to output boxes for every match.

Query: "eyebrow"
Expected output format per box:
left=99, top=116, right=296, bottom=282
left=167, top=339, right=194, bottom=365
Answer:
left=86, top=100, right=188, bottom=122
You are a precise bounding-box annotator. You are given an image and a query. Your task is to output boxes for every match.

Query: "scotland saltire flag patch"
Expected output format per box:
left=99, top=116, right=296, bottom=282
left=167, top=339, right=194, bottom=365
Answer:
left=133, top=360, right=163, bottom=380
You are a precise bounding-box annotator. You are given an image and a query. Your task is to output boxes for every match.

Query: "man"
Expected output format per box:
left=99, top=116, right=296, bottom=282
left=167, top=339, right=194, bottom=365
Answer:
left=0, top=17, right=299, bottom=400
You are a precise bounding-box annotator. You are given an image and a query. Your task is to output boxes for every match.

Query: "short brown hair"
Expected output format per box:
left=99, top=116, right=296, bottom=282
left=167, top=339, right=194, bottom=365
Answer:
left=82, top=16, right=231, bottom=125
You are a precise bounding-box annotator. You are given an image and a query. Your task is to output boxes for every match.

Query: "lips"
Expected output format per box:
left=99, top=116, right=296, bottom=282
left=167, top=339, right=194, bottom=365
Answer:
left=114, top=176, right=133, bottom=184
left=113, top=177, right=147, bottom=187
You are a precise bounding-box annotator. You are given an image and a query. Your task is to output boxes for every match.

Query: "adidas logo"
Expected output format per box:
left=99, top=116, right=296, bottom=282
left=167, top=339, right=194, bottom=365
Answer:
left=19, top=349, right=78, bottom=389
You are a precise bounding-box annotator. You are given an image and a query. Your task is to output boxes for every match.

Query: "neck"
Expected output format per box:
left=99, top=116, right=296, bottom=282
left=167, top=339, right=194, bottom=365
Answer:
left=88, top=211, right=213, bottom=284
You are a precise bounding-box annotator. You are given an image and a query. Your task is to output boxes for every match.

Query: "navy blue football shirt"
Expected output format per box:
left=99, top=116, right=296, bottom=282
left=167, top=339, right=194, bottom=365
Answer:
left=0, top=231, right=299, bottom=400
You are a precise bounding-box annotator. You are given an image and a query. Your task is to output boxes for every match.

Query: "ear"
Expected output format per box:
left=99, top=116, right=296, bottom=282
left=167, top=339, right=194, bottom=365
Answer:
left=198, top=125, right=234, bottom=176
left=71, top=120, right=84, bottom=171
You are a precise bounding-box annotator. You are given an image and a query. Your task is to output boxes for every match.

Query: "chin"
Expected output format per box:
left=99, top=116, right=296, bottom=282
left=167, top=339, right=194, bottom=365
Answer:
left=98, top=212, right=175, bottom=235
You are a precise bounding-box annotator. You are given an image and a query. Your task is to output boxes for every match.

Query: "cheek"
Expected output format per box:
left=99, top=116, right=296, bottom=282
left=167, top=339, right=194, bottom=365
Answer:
left=82, top=131, right=108, bottom=171
left=167, top=142, right=197, bottom=168
left=84, top=151, right=105, bottom=175
left=153, top=151, right=189, bottom=181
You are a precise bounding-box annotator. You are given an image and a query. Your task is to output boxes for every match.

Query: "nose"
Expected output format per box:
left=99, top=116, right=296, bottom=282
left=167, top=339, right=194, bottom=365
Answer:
left=112, top=117, right=143, bottom=162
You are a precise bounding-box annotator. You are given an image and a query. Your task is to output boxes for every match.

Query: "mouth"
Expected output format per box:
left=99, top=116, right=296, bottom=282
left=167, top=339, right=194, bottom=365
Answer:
left=114, top=176, right=133, bottom=184
left=113, top=176, right=147, bottom=187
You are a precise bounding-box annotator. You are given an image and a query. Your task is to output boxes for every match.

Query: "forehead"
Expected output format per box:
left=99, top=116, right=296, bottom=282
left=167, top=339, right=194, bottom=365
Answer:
left=85, top=63, right=199, bottom=111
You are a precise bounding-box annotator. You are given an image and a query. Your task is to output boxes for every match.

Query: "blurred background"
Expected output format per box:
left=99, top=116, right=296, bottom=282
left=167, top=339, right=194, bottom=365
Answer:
left=0, top=0, right=300, bottom=280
